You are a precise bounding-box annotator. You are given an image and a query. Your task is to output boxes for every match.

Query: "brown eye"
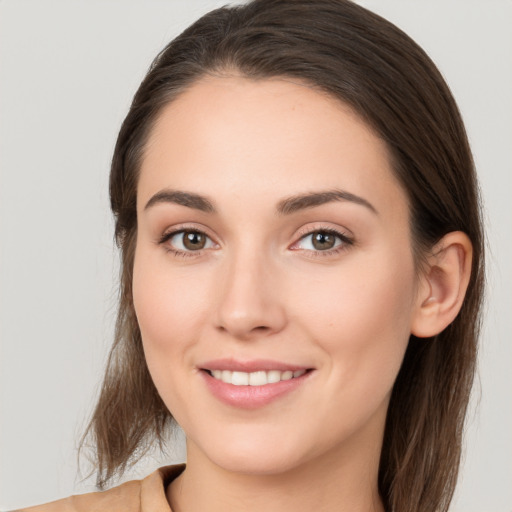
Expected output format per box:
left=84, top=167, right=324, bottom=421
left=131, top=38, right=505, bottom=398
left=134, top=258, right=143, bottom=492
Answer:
left=311, top=231, right=336, bottom=250
left=292, top=228, right=351, bottom=254
left=182, top=231, right=207, bottom=250
left=166, top=229, right=215, bottom=253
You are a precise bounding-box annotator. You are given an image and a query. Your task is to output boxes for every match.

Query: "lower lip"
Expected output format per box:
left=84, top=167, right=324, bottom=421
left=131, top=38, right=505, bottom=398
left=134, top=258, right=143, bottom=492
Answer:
left=201, top=370, right=312, bottom=409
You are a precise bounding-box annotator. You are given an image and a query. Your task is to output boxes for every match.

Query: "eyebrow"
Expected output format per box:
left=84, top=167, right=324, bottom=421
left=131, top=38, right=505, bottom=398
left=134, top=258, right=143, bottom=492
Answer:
left=144, top=188, right=377, bottom=215
left=276, top=189, right=378, bottom=216
left=144, top=189, right=216, bottom=213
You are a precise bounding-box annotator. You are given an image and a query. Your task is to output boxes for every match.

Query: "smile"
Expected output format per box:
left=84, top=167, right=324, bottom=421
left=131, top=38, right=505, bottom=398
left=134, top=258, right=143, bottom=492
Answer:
left=208, top=369, right=307, bottom=386
left=199, top=361, right=314, bottom=409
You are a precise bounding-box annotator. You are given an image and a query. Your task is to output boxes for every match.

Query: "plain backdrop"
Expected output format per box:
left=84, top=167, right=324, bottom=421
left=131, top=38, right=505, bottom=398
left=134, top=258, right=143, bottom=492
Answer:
left=1, top=1, right=511, bottom=510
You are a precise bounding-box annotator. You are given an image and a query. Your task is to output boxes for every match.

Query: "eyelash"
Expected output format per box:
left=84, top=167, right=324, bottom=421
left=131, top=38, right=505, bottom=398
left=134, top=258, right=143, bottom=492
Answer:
left=158, top=225, right=354, bottom=259
left=292, top=227, right=354, bottom=258
left=158, top=225, right=214, bottom=258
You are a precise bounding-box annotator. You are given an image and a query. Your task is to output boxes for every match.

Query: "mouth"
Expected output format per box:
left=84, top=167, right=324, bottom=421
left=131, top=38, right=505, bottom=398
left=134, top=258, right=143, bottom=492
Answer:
left=204, top=368, right=309, bottom=386
left=198, top=359, right=314, bottom=408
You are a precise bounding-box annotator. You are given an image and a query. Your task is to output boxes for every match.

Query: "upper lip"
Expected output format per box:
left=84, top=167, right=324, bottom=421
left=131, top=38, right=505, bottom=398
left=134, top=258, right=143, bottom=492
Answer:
left=199, top=358, right=312, bottom=373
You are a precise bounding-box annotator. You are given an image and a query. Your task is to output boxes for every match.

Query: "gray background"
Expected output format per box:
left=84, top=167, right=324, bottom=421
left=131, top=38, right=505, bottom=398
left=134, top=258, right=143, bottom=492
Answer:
left=1, top=1, right=511, bottom=510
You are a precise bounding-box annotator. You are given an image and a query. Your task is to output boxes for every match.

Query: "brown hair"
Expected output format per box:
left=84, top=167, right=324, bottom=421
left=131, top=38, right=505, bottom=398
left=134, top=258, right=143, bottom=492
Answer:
left=81, top=1, right=485, bottom=510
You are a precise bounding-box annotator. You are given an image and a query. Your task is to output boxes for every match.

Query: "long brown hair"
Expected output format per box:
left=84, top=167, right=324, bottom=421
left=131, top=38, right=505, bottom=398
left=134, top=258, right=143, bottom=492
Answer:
left=81, top=1, right=485, bottom=510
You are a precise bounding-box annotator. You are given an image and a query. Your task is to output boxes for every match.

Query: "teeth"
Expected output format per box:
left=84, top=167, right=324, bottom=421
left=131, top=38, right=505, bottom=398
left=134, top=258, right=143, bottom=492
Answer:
left=249, top=371, right=267, bottom=386
left=231, top=371, right=249, bottom=385
left=281, top=370, right=293, bottom=381
left=209, top=369, right=307, bottom=386
left=267, top=370, right=281, bottom=384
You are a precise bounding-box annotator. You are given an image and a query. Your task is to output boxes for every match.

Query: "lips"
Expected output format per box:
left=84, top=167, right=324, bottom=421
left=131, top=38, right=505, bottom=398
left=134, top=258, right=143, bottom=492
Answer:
left=199, top=359, right=314, bottom=408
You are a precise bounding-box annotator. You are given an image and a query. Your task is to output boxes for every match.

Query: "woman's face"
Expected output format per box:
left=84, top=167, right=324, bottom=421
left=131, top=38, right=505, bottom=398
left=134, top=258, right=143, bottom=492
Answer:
left=133, top=76, right=423, bottom=475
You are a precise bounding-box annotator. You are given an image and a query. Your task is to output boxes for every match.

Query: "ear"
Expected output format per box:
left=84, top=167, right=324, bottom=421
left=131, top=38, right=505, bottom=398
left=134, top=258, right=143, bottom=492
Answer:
left=411, top=231, right=473, bottom=338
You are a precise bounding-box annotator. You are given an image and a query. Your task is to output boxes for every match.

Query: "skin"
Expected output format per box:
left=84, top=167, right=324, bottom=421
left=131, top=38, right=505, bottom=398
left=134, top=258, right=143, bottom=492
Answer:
left=132, top=75, right=448, bottom=512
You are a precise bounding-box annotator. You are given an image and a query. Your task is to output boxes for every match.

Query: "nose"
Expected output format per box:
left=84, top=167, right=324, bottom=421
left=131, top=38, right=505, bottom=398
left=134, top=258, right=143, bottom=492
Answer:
left=214, top=250, right=287, bottom=340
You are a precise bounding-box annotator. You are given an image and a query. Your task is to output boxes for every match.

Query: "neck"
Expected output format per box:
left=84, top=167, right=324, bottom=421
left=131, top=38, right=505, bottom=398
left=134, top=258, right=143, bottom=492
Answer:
left=167, top=430, right=385, bottom=512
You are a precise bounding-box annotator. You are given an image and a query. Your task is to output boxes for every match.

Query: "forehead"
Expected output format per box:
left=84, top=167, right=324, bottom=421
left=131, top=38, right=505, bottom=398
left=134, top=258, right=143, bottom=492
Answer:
left=138, top=75, right=408, bottom=219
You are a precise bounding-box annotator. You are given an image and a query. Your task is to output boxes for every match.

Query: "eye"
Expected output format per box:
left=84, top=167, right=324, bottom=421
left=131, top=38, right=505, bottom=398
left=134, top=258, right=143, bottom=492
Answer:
left=161, top=229, right=216, bottom=253
left=292, top=228, right=353, bottom=254
left=299, top=231, right=340, bottom=251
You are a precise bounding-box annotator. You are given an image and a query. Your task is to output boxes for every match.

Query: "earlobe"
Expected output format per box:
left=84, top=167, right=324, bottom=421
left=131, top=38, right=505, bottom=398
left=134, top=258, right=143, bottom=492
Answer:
left=411, top=231, right=473, bottom=338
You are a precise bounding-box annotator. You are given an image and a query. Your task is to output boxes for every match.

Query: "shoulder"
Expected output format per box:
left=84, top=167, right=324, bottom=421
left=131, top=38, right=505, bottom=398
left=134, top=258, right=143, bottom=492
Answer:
left=15, top=464, right=185, bottom=512
left=15, top=479, right=141, bottom=512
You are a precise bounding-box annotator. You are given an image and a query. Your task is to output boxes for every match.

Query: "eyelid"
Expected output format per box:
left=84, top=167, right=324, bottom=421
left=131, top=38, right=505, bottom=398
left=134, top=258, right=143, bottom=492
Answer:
left=158, top=223, right=217, bottom=242
left=289, top=224, right=355, bottom=255
left=157, top=223, right=220, bottom=257
left=294, top=223, right=353, bottom=242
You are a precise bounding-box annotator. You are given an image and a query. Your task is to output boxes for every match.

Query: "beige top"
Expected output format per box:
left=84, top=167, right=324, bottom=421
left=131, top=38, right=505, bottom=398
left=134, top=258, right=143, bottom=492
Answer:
left=16, top=464, right=185, bottom=512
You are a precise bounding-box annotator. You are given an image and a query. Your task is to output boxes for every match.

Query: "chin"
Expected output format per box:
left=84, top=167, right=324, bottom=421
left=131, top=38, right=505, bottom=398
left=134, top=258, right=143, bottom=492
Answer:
left=210, top=449, right=305, bottom=476
left=189, top=425, right=322, bottom=477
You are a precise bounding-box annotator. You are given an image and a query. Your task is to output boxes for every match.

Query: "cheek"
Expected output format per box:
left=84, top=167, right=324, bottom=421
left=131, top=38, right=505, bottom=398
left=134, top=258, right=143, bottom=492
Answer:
left=295, top=251, right=416, bottom=400
left=132, top=248, right=210, bottom=375
left=131, top=249, right=218, bottom=424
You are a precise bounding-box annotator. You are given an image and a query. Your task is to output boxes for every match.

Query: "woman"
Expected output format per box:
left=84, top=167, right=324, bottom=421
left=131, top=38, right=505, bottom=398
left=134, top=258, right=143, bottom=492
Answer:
left=18, top=0, right=484, bottom=511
